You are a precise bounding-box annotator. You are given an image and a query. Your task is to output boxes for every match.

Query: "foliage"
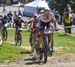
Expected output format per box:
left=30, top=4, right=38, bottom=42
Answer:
left=47, top=0, right=75, bottom=14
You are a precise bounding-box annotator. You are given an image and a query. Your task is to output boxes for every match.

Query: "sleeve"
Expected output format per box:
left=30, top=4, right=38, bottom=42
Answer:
left=51, top=13, right=59, bottom=29
left=38, top=14, right=43, bottom=23
left=51, top=14, right=57, bottom=23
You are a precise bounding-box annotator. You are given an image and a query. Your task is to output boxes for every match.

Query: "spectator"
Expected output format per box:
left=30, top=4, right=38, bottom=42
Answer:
left=18, top=10, right=22, bottom=16
left=7, top=11, right=13, bottom=27
left=63, top=12, right=72, bottom=34
left=64, top=4, right=72, bottom=15
left=55, top=11, right=61, bottom=24
left=13, top=11, right=18, bottom=27
left=13, top=11, right=18, bottom=22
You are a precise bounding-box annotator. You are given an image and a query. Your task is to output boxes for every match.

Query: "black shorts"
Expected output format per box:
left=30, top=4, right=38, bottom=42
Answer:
left=40, top=22, right=50, bottom=30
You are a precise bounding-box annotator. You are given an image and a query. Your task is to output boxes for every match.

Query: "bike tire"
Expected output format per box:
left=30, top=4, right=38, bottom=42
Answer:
left=44, top=49, right=47, bottom=63
left=15, top=36, right=22, bottom=46
left=39, top=49, right=43, bottom=61
left=43, top=35, right=49, bottom=63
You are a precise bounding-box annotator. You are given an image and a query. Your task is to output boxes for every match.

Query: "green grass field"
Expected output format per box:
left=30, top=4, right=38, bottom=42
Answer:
left=0, top=42, right=30, bottom=62
left=0, top=29, right=75, bottom=62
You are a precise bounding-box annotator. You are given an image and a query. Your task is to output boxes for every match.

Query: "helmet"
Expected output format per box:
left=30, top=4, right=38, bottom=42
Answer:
left=18, top=15, right=22, bottom=18
left=44, top=8, right=50, bottom=12
left=44, top=9, right=50, bottom=12
left=33, top=13, right=38, bottom=18
left=4, top=15, right=7, bottom=19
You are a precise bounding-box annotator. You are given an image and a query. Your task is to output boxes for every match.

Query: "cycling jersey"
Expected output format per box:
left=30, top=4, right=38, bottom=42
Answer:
left=2, top=18, right=9, bottom=27
left=39, top=14, right=56, bottom=30
left=15, top=19, right=24, bottom=31
left=15, top=20, right=24, bottom=27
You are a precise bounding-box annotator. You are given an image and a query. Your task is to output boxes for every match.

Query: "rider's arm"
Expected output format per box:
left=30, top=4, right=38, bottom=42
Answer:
left=51, top=15, right=59, bottom=30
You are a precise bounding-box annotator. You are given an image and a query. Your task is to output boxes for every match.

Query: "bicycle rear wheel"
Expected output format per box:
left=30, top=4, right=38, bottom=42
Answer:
left=15, top=34, right=22, bottom=46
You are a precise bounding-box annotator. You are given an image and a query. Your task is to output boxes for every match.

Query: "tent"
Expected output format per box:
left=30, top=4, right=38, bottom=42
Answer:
left=24, top=0, right=50, bottom=16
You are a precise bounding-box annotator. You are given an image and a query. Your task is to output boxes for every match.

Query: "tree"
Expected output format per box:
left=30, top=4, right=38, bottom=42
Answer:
left=49, top=0, right=75, bottom=14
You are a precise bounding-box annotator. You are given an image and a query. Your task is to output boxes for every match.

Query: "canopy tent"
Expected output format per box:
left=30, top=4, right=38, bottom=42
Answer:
left=24, top=0, right=50, bottom=16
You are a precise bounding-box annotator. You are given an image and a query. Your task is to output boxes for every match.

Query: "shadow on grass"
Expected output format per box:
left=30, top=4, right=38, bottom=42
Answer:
left=20, top=51, right=31, bottom=54
left=56, top=34, right=70, bottom=37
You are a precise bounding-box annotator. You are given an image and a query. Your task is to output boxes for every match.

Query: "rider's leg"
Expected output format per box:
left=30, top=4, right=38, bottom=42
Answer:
left=29, top=32, right=32, bottom=46
left=29, top=32, right=35, bottom=52
left=39, top=30, right=44, bottom=48
left=38, top=22, right=45, bottom=48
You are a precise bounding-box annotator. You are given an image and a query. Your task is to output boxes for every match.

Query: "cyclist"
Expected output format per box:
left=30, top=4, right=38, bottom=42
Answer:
left=2, top=15, right=9, bottom=40
left=38, top=9, right=58, bottom=52
left=29, top=13, right=39, bottom=52
left=7, top=11, right=13, bottom=27
left=14, top=15, right=25, bottom=45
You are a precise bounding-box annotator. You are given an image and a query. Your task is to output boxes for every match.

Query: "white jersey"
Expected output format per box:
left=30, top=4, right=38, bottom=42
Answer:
left=39, top=12, right=56, bottom=23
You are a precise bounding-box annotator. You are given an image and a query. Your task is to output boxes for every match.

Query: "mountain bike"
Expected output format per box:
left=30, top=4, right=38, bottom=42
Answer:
left=15, top=27, right=22, bottom=46
left=39, top=26, right=53, bottom=64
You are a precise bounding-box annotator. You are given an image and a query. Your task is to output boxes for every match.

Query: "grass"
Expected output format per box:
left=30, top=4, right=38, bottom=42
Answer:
left=7, top=29, right=30, bottom=46
left=0, top=42, right=22, bottom=62
left=0, top=29, right=75, bottom=62
left=7, top=29, right=75, bottom=53
left=54, top=32, right=75, bottom=47
left=54, top=32, right=75, bottom=55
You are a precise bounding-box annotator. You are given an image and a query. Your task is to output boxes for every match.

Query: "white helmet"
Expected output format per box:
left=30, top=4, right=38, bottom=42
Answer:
left=18, top=15, right=22, bottom=18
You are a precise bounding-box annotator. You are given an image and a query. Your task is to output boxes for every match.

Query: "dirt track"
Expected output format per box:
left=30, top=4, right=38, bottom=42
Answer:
left=0, top=46, right=75, bottom=67
left=1, top=27, right=75, bottom=67
left=0, top=54, right=75, bottom=67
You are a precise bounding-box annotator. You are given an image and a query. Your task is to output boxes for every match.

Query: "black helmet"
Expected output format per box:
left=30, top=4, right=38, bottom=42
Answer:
left=4, top=15, right=7, bottom=19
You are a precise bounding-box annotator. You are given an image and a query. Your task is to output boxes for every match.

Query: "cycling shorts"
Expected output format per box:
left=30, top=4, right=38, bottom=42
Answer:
left=40, top=21, right=50, bottom=30
left=16, top=26, right=22, bottom=31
